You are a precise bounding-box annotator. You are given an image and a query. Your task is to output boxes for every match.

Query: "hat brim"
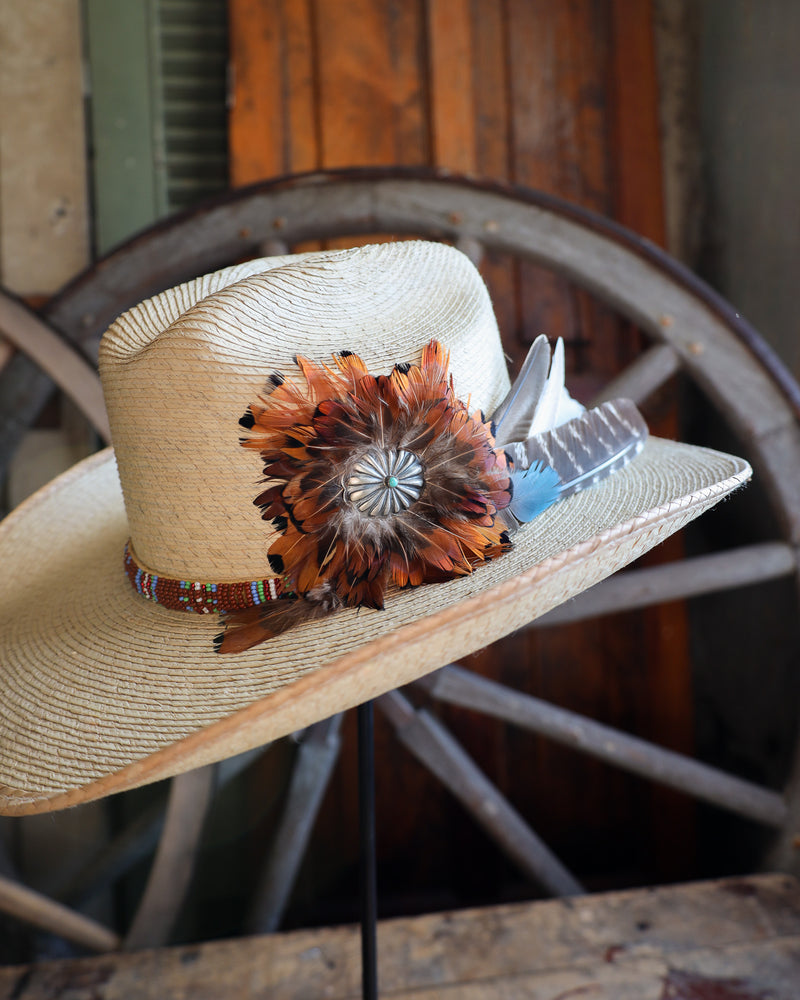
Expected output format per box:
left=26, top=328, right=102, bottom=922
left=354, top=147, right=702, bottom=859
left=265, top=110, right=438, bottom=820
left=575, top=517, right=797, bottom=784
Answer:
left=0, top=440, right=750, bottom=815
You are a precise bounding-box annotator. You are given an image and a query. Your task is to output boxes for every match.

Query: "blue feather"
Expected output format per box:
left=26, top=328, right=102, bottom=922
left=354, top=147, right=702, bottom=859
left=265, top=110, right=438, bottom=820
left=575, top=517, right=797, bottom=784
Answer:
left=509, top=462, right=562, bottom=522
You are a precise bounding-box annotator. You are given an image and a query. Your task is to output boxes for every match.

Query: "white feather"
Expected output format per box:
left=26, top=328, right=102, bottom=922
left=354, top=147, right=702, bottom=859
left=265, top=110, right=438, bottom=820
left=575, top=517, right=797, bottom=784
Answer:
left=493, top=336, right=585, bottom=450
left=527, top=338, right=584, bottom=436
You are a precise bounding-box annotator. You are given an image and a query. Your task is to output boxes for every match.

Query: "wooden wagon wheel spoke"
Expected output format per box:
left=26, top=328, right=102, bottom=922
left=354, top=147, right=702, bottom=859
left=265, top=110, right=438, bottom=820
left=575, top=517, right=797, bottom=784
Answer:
left=46, top=744, right=268, bottom=920
left=52, top=802, right=166, bottom=912
left=418, top=666, right=787, bottom=830
left=258, top=238, right=290, bottom=257
left=0, top=289, right=110, bottom=443
left=0, top=872, right=120, bottom=953
left=454, top=235, right=484, bottom=267
left=123, top=766, right=215, bottom=951
left=533, top=541, right=797, bottom=626
left=247, top=715, right=343, bottom=934
left=377, top=690, right=584, bottom=898
left=0, top=334, right=13, bottom=372
left=591, top=342, right=682, bottom=407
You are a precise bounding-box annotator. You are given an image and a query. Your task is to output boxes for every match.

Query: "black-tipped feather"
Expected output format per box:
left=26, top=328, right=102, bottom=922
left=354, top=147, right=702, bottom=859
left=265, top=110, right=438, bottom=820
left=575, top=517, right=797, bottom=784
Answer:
left=216, top=595, right=340, bottom=654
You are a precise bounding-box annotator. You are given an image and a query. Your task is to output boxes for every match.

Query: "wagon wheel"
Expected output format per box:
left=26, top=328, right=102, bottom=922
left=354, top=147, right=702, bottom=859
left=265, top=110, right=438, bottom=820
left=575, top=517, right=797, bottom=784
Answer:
left=2, top=167, right=799, bottom=950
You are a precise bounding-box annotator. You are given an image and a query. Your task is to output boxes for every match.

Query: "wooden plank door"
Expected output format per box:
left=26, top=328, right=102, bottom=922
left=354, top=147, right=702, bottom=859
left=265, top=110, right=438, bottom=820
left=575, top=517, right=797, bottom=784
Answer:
left=227, top=0, right=694, bottom=911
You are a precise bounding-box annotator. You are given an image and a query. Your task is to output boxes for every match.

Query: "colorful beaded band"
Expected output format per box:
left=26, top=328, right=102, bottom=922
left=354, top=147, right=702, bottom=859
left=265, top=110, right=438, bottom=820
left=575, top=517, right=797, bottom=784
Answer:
left=124, top=542, right=287, bottom=614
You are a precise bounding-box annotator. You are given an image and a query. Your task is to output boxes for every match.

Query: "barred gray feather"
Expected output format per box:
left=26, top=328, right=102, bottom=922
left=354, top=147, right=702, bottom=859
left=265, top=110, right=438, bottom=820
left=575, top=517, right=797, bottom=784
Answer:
left=492, top=335, right=550, bottom=446
left=520, top=398, right=648, bottom=497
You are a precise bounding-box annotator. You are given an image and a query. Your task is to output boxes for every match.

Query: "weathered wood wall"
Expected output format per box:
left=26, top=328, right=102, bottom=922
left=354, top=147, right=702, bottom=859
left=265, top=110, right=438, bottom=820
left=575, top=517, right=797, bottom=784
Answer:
left=699, top=0, right=800, bottom=376
left=229, top=0, right=666, bottom=378
left=227, top=0, right=696, bottom=918
left=0, top=1, right=89, bottom=297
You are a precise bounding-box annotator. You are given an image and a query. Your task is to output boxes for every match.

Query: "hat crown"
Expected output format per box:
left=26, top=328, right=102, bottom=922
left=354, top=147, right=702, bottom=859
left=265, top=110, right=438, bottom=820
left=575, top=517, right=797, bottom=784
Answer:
left=99, top=242, right=510, bottom=581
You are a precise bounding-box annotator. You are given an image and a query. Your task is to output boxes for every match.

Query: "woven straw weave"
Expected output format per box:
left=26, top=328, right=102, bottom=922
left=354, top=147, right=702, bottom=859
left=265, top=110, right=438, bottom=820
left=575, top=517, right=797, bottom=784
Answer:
left=0, top=242, right=751, bottom=814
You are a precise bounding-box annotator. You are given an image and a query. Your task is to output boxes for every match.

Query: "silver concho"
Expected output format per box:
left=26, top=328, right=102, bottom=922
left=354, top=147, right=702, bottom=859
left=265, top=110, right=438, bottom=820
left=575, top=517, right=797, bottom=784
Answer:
left=345, top=449, right=424, bottom=517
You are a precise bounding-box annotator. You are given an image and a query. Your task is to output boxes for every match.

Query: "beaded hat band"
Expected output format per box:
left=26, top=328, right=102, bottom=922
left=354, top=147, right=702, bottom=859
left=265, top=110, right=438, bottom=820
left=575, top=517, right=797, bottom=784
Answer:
left=124, top=542, right=287, bottom=614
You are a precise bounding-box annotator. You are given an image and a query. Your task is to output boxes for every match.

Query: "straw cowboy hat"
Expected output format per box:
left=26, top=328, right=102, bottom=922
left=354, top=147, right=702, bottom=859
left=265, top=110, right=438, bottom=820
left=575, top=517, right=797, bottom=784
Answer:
left=0, top=241, right=750, bottom=816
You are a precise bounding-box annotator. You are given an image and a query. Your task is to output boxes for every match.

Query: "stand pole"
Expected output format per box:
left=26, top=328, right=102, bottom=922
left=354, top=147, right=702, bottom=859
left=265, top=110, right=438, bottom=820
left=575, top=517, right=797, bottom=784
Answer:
left=357, top=701, right=378, bottom=1000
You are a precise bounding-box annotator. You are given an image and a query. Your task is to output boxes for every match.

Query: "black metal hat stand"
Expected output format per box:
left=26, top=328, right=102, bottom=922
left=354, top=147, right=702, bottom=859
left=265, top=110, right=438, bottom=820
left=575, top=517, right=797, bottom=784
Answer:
left=357, top=701, right=379, bottom=1000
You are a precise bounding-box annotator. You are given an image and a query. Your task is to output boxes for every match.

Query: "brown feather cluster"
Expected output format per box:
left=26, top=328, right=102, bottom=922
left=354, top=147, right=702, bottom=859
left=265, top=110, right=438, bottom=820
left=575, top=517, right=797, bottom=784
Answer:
left=216, top=340, right=512, bottom=653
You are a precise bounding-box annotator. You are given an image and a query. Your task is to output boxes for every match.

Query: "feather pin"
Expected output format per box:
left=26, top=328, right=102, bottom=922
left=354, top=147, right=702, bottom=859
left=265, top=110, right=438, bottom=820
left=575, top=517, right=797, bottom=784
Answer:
left=217, top=340, right=512, bottom=653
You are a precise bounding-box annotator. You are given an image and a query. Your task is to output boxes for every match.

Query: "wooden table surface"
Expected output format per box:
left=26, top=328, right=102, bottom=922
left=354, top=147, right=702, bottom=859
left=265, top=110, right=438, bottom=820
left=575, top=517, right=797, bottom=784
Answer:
left=1, top=873, right=799, bottom=998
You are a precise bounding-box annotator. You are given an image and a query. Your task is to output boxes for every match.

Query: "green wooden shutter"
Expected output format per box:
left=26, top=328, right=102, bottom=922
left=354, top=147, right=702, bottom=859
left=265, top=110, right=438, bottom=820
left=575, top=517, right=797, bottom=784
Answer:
left=159, top=0, right=229, bottom=213
left=85, top=0, right=228, bottom=255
